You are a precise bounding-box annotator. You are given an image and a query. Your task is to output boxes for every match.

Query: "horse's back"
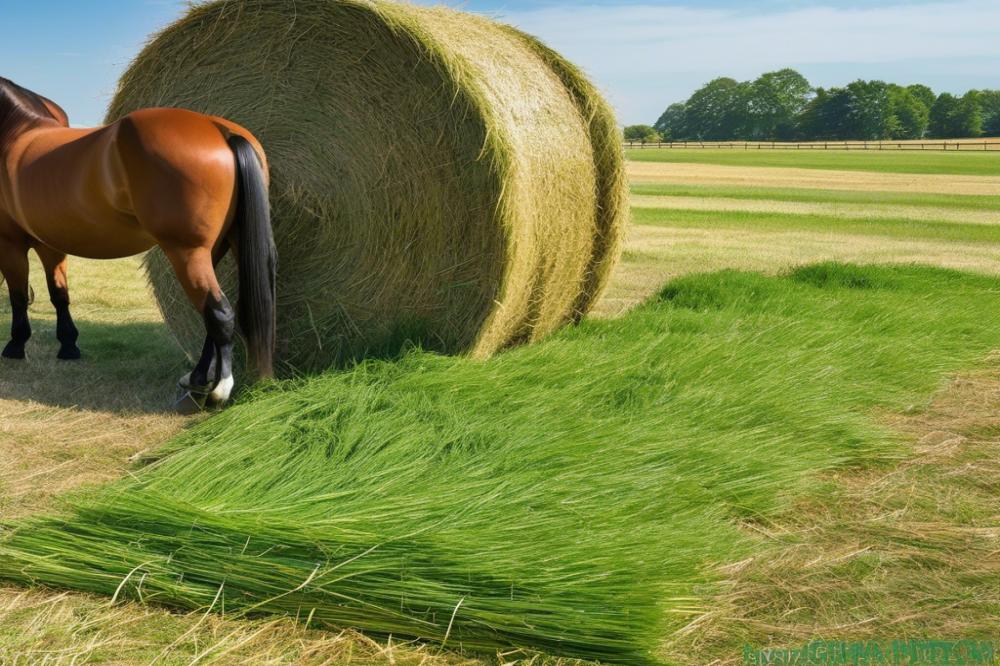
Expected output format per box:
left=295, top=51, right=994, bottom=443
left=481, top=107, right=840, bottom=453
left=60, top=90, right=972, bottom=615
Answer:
left=114, top=108, right=260, bottom=247
left=9, top=108, right=264, bottom=258
left=117, top=108, right=266, bottom=179
left=9, top=124, right=151, bottom=257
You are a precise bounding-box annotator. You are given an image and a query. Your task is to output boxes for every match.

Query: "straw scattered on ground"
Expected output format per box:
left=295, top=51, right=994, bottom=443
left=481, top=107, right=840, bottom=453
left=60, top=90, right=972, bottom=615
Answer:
left=627, top=161, right=1000, bottom=196
left=665, top=365, right=1000, bottom=665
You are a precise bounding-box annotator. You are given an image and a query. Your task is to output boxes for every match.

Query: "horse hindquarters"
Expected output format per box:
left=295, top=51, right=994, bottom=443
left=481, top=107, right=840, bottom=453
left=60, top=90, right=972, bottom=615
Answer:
left=114, top=111, right=239, bottom=409
left=175, top=135, right=275, bottom=413
left=116, top=109, right=272, bottom=410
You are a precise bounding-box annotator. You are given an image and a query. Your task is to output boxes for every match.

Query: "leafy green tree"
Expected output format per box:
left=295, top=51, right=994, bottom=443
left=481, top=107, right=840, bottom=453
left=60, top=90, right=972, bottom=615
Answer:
left=975, top=89, right=1000, bottom=135
left=748, top=68, right=811, bottom=139
left=796, top=86, right=857, bottom=140
left=684, top=77, right=751, bottom=140
left=844, top=79, right=894, bottom=140
left=794, top=81, right=896, bottom=140
left=929, top=93, right=959, bottom=137
left=623, top=124, right=662, bottom=144
left=906, top=84, right=936, bottom=110
left=651, top=74, right=993, bottom=142
left=956, top=91, right=984, bottom=137
left=795, top=87, right=830, bottom=139
left=888, top=86, right=929, bottom=139
left=929, top=92, right=983, bottom=138
left=654, top=103, right=687, bottom=141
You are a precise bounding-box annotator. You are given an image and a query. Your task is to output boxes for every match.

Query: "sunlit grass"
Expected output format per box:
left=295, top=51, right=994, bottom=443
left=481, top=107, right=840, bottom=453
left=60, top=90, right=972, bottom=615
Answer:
left=5, top=263, right=1000, bottom=661
left=633, top=207, right=1000, bottom=244
left=629, top=183, right=1000, bottom=210
left=625, top=148, right=1000, bottom=176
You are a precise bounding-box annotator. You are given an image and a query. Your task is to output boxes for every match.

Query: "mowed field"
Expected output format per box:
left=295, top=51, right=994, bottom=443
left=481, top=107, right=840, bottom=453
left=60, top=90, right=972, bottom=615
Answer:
left=1, top=149, right=999, bottom=664
left=597, top=149, right=1000, bottom=317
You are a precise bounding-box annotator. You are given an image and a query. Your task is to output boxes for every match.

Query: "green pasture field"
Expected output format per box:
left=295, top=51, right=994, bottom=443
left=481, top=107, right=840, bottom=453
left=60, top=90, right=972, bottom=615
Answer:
left=632, top=207, right=1000, bottom=245
left=625, top=147, right=1000, bottom=176
left=630, top=183, right=1000, bottom=211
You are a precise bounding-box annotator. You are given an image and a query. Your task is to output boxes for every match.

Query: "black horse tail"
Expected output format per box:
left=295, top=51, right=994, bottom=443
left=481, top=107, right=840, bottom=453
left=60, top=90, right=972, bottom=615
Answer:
left=228, top=134, right=276, bottom=379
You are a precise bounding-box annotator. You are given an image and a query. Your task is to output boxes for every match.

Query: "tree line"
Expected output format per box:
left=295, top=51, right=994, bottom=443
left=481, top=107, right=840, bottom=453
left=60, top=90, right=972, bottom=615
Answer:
left=623, top=69, right=1000, bottom=143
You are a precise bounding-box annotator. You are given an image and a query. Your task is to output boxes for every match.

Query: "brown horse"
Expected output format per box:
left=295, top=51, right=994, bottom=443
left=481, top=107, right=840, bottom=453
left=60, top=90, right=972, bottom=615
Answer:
left=0, top=77, right=276, bottom=413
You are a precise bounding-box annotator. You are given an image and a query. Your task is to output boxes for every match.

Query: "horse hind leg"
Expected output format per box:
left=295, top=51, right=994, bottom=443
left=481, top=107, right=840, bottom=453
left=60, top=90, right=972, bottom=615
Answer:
left=163, top=245, right=235, bottom=414
left=0, top=234, right=32, bottom=360
left=206, top=238, right=235, bottom=405
left=35, top=245, right=80, bottom=360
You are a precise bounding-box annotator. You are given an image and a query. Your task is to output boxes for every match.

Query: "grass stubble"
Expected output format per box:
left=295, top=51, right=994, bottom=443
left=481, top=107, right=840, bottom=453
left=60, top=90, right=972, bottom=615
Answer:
left=627, top=161, right=1000, bottom=196
left=667, top=367, right=1000, bottom=664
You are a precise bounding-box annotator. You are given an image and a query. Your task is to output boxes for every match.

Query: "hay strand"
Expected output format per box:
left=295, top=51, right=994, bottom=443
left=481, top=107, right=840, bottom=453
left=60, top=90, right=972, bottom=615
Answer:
left=107, top=0, right=627, bottom=370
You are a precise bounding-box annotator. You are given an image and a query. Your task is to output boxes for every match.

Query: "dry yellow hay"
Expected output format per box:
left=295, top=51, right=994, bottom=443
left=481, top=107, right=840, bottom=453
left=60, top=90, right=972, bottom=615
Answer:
left=628, top=161, right=1000, bottom=196
left=108, top=0, right=628, bottom=370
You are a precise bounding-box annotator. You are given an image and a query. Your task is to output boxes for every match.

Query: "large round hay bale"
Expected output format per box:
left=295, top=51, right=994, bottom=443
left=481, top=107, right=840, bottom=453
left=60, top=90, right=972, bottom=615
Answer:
left=110, top=0, right=628, bottom=371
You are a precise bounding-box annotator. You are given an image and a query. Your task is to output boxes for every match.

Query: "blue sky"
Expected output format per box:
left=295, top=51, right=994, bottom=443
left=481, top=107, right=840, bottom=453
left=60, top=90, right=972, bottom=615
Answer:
left=2, top=0, right=999, bottom=126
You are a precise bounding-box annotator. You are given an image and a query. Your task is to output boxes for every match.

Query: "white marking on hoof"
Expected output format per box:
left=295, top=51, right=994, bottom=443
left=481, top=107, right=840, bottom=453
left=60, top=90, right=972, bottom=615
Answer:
left=210, top=374, right=234, bottom=406
left=178, top=372, right=193, bottom=389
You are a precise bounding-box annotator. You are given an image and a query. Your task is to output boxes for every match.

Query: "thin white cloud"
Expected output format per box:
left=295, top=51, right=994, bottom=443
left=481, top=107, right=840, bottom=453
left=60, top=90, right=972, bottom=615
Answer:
left=480, top=0, right=1000, bottom=123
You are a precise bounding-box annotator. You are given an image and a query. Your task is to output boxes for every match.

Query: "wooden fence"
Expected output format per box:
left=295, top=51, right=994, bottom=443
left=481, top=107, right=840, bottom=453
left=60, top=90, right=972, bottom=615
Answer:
left=624, top=140, right=1000, bottom=152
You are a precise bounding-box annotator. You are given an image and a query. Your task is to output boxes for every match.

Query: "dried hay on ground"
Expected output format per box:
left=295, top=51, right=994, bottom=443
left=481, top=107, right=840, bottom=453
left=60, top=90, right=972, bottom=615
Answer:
left=628, top=161, right=1000, bottom=196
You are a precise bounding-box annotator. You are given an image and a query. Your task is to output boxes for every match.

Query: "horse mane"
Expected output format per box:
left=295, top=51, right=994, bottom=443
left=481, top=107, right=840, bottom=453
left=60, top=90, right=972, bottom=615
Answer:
left=0, top=77, right=59, bottom=151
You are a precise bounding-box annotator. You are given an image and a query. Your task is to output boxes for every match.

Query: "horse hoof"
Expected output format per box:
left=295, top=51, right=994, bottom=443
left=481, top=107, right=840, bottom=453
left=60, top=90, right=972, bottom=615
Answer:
left=207, top=374, right=235, bottom=407
left=57, top=345, right=82, bottom=360
left=174, top=390, right=208, bottom=415
left=1, top=344, right=25, bottom=360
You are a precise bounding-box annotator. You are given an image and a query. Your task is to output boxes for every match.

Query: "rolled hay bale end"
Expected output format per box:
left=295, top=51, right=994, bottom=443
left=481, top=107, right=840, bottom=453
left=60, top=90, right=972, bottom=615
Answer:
left=112, top=0, right=628, bottom=370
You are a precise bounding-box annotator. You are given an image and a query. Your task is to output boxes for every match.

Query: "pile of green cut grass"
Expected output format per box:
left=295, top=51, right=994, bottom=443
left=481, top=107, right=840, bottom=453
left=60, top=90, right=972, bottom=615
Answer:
left=625, top=148, right=1000, bottom=176
left=4, top=263, right=1000, bottom=663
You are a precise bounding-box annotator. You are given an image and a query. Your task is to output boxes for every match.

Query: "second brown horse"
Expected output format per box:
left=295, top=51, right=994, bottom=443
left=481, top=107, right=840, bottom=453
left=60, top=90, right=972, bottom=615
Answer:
left=0, top=77, right=276, bottom=412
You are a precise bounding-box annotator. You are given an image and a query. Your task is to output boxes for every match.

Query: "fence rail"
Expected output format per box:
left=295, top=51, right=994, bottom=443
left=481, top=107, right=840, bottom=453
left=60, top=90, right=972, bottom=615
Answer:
left=624, top=140, right=1000, bottom=152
